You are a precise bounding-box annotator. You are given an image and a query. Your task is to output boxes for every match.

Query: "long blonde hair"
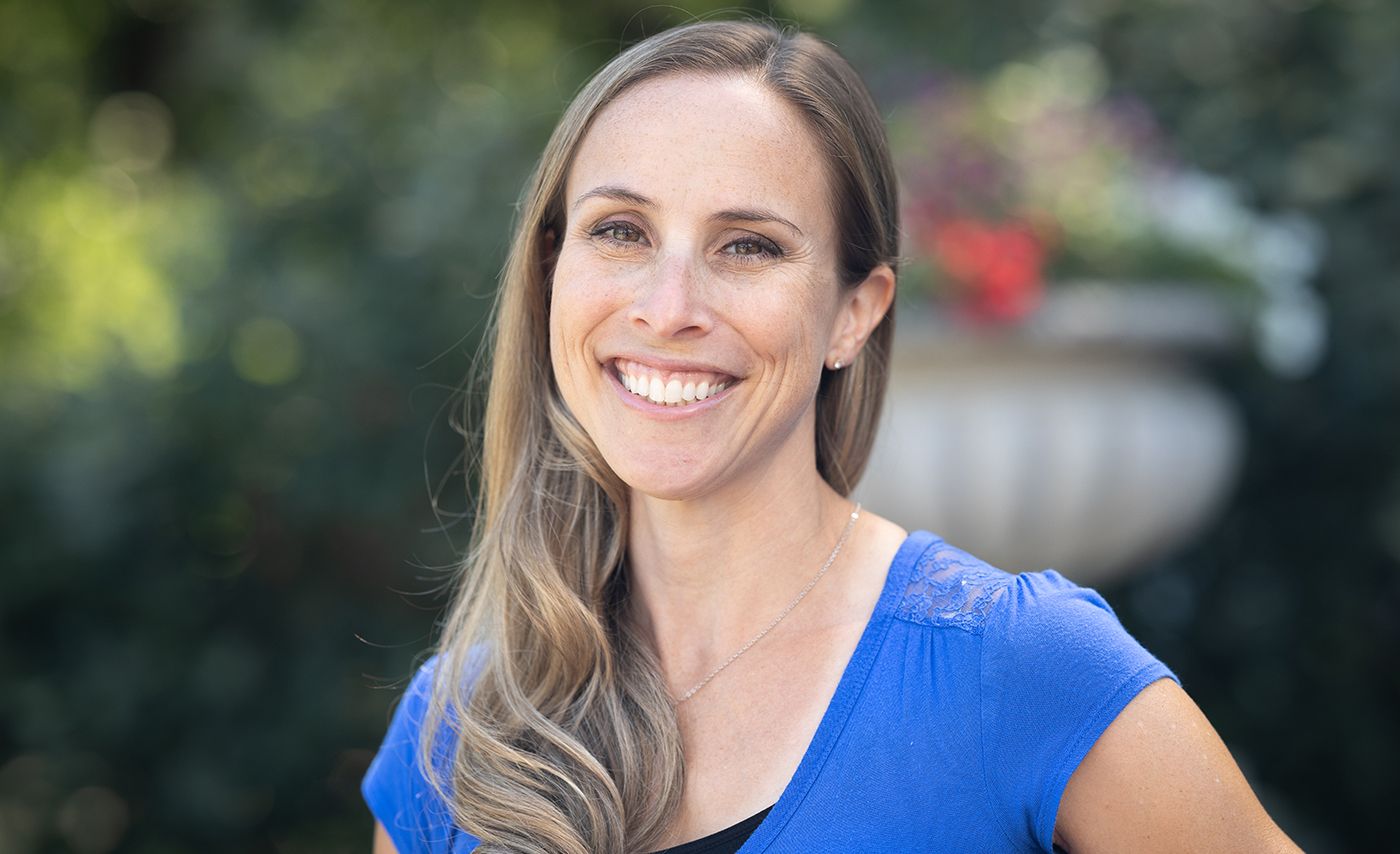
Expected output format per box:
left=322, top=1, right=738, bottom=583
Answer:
left=420, top=19, right=900, bottom=853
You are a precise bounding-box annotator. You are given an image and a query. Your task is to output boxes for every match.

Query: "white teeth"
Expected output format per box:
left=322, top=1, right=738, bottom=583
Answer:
left=615, top=362, right=734, bottom=407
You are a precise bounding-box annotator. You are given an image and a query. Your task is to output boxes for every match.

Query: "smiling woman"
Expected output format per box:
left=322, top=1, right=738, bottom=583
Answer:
left=550, top=71, right=882, bottom=505
left=360, top=19, right=1300, bottom=854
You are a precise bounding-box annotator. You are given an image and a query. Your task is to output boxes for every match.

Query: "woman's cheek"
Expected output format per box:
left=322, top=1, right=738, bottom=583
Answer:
left=750, top=282, right=834, bottom=361
left=555, top=251, right=631, bottom=310
left=551, top=261, right=603, bottom=333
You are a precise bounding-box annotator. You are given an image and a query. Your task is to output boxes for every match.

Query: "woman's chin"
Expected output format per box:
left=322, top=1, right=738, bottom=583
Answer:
left=609, top=460, right=729, bottom=504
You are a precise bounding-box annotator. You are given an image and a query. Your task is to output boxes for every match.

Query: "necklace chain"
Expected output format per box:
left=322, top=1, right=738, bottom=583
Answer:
left=675, top=503, right=862, bottom=704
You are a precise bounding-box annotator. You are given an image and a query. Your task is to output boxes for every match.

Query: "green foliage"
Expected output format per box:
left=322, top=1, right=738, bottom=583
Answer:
left=2, top=0, right=1394, bottom=851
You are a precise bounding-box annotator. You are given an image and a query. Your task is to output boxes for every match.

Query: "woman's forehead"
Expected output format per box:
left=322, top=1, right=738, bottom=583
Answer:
left=565, top=73, right=832, bottom=232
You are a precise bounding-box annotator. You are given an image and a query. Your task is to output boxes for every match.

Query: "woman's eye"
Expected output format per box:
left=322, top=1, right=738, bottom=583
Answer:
left=591, top=222, right=645, bottom=246
left=724, top=235, right=783, bottom=263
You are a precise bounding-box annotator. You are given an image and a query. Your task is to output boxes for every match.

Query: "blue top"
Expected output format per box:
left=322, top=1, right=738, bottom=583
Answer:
left=362, top=530, right=1179, bottom=853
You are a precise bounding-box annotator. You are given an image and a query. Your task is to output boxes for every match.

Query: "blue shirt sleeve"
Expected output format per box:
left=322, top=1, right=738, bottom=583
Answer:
left=979, top=569, right=1180, bottom=852
left=362, top=656, right=479, bottom=854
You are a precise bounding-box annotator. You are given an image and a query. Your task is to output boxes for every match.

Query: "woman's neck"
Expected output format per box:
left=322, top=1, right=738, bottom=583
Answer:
left=623, top=448, right=854, bottom=688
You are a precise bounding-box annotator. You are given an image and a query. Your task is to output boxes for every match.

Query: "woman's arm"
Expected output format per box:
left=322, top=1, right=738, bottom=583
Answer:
left=372, top=820, right=402, bottom=854
left=1053, top=679, right=1301, bottom=853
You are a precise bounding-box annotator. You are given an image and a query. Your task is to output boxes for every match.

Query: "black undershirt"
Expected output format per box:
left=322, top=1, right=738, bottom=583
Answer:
left=646, top=804, right=774, bottom=854
left=644, top=805, right=1074, bottom=852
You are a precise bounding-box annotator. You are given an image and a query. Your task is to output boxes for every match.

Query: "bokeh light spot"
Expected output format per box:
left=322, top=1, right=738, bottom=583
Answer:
left=56, top=786, right=129, bottom=854
left=89, top=92, right=174, bottom=173
left=236, top=137, right=339, bottom=208
left=988, top=62, right=1046, bottom=124
left=231, top=317, right=303, bottom=385
left=1, top=163, right=186, bottom=390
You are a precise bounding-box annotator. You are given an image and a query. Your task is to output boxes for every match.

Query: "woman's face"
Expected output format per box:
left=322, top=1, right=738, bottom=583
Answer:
left=549, top=72, right=870, bottom=501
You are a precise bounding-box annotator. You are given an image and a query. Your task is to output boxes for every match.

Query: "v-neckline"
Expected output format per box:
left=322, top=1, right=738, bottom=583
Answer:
left=731, top=530, right=938, bottom=853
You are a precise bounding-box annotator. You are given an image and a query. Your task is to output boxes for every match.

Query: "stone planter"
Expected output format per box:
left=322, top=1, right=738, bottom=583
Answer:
left=855, top=283, right=1246, bottom=585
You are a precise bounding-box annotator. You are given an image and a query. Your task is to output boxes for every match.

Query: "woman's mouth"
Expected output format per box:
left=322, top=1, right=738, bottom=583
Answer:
left=610, top=358, right=737, bottom=408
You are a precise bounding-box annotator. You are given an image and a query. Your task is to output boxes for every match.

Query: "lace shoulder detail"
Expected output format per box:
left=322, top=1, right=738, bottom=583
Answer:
left=893, top=539, right=1014, bottom=632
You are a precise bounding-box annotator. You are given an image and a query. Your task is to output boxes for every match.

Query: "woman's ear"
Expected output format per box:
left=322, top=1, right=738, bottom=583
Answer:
left=827, top=263, right=896, bottom=368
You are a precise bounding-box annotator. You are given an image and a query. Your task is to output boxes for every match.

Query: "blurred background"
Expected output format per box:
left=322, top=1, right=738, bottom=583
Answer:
left=1, top=0, right=1395, bottom=850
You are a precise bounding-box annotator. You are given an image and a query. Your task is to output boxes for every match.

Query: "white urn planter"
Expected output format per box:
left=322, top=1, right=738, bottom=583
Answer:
left=855, top=284, right=1246, bottom=586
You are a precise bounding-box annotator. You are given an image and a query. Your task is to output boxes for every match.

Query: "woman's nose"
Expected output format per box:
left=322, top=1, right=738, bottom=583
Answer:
left=626, top=252, right=713, bottom=339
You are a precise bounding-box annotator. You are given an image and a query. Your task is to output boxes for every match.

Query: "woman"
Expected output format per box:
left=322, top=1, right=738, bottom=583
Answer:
left=363, top=20, right=1301, bottom=854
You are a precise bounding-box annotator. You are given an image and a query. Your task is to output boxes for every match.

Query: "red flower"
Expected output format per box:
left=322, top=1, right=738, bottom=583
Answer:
left=926, top=218, right=1048, bottom=324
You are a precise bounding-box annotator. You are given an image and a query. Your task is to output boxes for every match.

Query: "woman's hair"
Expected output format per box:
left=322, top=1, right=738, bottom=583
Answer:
left=420, top=19, right=900, bottom=853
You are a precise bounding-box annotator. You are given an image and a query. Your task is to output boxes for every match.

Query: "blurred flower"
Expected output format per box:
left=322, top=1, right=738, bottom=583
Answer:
left=891, top=44, right=1328, bottom=375
left=924, top=217, right=1047, bottom=323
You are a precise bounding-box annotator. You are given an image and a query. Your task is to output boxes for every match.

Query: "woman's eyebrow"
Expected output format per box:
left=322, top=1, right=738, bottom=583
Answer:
left=571, top=185, right=805, bottom=238
left=706, top=208, right=804, bottom=238
left=571, top=185, right=652, bottom=213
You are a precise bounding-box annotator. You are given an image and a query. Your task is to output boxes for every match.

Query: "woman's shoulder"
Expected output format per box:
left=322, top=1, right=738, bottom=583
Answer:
left=890, top=532, right=1174, bottom=691
left=893, top=533, right=1094, bottom=634
left=361, top=650, right=488, bottom=854
left=889, top=537, right=1181, bottom=850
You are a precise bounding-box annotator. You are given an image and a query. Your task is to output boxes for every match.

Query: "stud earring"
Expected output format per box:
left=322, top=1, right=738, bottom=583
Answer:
left=832, top=359, right=843, bottom=370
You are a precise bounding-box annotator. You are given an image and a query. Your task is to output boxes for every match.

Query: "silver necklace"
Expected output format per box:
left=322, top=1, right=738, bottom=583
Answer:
left=675, top=503, right=862, bottom=704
